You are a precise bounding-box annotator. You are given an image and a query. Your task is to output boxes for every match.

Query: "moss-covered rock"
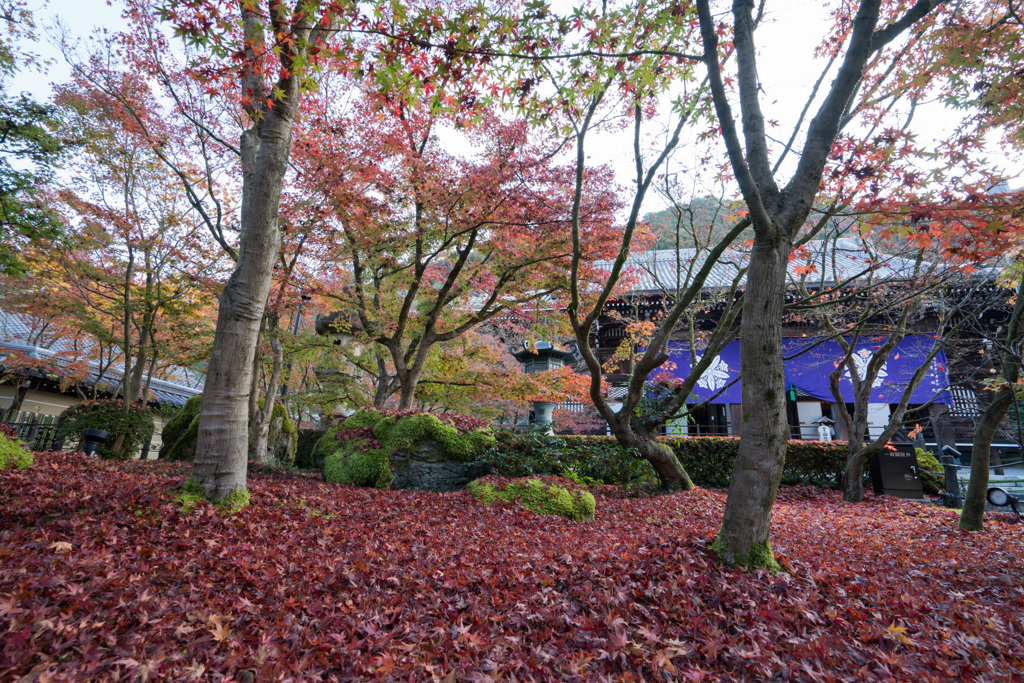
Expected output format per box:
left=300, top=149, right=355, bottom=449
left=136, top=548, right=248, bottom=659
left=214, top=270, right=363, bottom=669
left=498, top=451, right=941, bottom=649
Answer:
left=266, top=401, right=298, bottom=468
left=0, top=432, right=32, bottom=470
left=468, top=475, right=596, bottom=522
left=295, top=428, right=328, bottom=469
left=311, top=424, right=343, bottom=471
left=343, top=409, right=383, bottom=430
left=319, top=409, right=495, bottom=491
left=160, top=395, right=297, bottom=467
left=159, top=396, right=201, bottom=461
left=323, top=437, right=393, bottom=488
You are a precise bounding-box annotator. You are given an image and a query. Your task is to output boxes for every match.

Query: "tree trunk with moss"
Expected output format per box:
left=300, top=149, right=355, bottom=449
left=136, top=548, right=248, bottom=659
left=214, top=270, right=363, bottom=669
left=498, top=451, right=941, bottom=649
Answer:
left=711, top=236, right=788, bottom=570
left=696, top=0, right=943, bottom=569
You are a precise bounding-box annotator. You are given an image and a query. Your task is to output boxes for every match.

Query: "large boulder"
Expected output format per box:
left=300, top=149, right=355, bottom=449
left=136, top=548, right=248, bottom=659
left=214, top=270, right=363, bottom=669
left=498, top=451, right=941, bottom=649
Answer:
left=160, top=396, right=297, bottom=468
left=317, top=409, right=494, bottom=491
left=390, top=438, right=491, bottom=491
left=265, top=403, right=298, bottom=467
left=159, top=395, right=201, bottom=461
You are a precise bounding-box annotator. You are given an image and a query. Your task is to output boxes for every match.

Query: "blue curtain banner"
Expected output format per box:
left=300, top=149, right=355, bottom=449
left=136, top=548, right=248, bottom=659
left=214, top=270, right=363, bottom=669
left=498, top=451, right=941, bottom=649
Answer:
left=652, top=335, right=951, bottom=405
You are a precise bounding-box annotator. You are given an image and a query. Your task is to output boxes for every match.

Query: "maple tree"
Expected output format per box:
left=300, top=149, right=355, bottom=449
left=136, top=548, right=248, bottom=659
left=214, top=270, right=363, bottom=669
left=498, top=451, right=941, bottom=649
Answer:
left=687, top=0, right=1015, bottom=568
left=53, top=81, right=220, bottom=405
left=302, top=85, right=618, bottom=411
left=96, top=0, right=350, bottom=501
left=920, top=3, right=1024, bottom=531
left=388, top=0, right=758, bottom=492
left=0, top=2, right=66, bottom=278
left=945, top=191, right=1024, bottom=530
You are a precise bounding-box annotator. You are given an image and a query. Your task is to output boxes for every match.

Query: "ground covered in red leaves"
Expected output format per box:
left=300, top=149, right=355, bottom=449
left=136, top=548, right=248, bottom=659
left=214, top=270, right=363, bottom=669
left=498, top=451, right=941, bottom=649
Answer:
left=2, top=452, right=1023, bottom=682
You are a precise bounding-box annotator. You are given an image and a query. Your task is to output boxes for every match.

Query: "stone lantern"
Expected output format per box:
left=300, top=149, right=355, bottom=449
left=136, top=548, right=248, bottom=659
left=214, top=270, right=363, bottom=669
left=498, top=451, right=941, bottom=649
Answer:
left=510, top=341, right=579, bottom=432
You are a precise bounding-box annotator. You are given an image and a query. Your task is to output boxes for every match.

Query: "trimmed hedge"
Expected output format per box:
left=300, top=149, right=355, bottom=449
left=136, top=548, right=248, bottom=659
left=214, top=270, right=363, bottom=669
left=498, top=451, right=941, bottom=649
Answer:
left=480, top=431, right=850, bottom=488
left=55, top=400, right=155, bottom=461
left=669, top=437, right=849, bottom=488
left=478, top=430, right=656, bottom=485
left=916, top=448, right=944, bottom=495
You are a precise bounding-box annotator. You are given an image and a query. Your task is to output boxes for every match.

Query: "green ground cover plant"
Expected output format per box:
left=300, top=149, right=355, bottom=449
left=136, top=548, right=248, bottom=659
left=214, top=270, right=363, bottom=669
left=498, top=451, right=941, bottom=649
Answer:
left=468, top=474, right=596, bottom=521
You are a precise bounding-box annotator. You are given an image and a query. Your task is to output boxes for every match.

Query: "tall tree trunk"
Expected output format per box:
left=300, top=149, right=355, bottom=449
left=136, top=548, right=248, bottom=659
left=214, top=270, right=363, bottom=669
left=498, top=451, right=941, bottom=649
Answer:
left=396, top=357, right=428, bottom=410
left=371, top=351, right=394, bottom=408
left=127, top=259, right=155, bottom=405
left=250, top=314, right=284, bottom=464
left=127, top=323, right=151, bottom=405
left=960, top=388, right=1013, bottom=530
left=841, top=424, right=871, bottom=502
left=191, top=117, right=290, bottom=501
left=712, top=236, right=790, bottom=570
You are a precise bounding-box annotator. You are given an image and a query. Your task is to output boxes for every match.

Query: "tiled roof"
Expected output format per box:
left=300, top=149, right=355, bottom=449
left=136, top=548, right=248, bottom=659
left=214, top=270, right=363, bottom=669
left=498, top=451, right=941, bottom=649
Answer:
left=606, top=238, right=944, bottom=295
left=0, top=311, right=204, bottom=407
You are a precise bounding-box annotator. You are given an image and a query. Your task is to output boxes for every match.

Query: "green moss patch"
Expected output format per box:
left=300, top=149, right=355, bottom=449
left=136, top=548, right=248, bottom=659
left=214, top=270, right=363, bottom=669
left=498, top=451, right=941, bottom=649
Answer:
left=0, top=432, right=32, bottom=470
left=322, top=433, right=393, bottom=489
left=711, top=534, right=782, bottom=573
left=159, top=395, right=201, bottom=460
left=176, top=478, right=250, bottom=514
left=468, top=475, right=596, bottom=522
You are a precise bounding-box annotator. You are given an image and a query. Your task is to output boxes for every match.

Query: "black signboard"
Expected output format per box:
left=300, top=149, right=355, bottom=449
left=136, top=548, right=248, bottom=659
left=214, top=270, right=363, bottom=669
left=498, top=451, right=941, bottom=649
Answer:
left=869, top=443, right=924, bottom=499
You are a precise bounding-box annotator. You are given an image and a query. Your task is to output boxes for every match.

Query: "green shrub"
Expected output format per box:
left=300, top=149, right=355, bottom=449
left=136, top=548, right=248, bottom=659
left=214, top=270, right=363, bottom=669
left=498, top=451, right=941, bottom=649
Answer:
left=478, top=430, right=656, bottom=485
left=916, top=448, right=944, bottom=495
left=295, top=428, right=327, bottom=469
left=159, top=396, right=201, bottom=460
left=481, top=431, right=849, bottom=489
left=468, top=475, right=596, bottom=522
left=320, top=408, right=495, bottom=488
left=55, top=400, right=155, bottom=461
left=0, top=431, right=32, bottom=469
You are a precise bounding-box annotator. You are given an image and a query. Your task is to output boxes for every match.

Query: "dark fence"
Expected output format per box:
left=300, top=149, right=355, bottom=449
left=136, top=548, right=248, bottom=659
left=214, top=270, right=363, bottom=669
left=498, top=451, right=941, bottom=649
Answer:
left=3, top=414, right=61, bottom=451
